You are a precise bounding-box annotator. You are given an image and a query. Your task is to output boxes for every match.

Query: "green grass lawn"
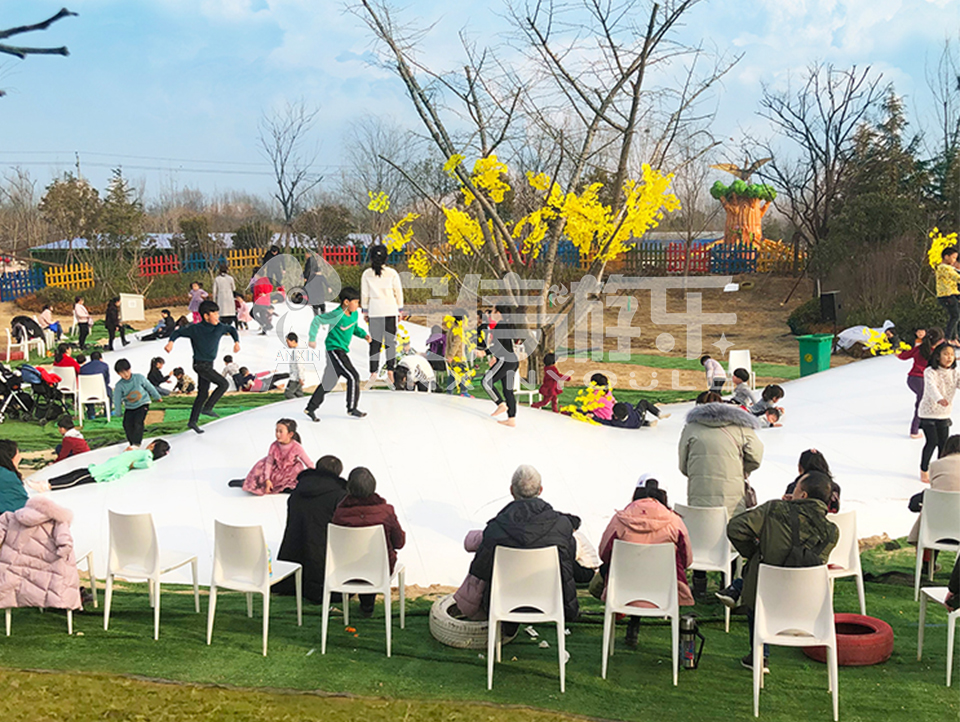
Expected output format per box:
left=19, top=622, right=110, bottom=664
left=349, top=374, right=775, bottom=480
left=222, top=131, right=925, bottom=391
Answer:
left=560, top=349, right=801, bottom=380
left=0, top=544, right=955, bottom=722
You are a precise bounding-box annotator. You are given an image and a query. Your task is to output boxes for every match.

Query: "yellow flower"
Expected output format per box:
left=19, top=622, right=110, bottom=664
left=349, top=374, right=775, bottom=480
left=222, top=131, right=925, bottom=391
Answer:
left=526, top=171, right=552, bottom=191
left=443, top=207, right=485, bottom=255
left=471, top=155, right=511, bottom=203
left=928, top=228, right=959, bottom=269
left=367, top=191, right=390, bottom=214
left=443, top=154, right=465, bottom=177
left=384, top=212, right=420, bottom=253
left=407, top=248, right=432, bottom=278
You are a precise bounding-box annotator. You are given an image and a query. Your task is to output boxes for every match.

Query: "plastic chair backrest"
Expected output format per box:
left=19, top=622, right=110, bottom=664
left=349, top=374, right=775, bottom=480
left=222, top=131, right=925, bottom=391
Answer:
left=325, top=524, right=390, bottom=588
left=607, top=540, right=677, bottom=611
left=212, top=520, right=268, bottom=588
left=56, top=365, right=77, bottom=392
left=755, top=564, right=833, bottom=640
left=674, top=504, right=730, bottom=568
left=919, top=490, right=960, bottom=547
left=489, top=545, right=564, bottom=618
left=78, top=373, right=108, bottom=403
left=727, top=349, right=752, bottom=378
left=108, top=510, right=159, bottom=576
left=827, top=511, right=860, bottom=571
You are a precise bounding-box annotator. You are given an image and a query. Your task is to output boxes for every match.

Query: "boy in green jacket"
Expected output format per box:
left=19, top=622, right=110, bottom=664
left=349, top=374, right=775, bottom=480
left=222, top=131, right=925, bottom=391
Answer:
left=305, top=286, right=371, bottom=421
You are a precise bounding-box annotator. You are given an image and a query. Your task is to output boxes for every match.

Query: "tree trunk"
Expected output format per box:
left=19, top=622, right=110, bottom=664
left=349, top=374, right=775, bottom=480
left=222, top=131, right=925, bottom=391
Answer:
left=720, top=197, right=770, bottom=244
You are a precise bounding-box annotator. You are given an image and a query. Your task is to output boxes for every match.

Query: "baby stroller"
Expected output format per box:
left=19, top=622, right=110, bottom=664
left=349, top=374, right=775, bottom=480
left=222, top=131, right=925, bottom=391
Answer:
left=0, top=364, right=34, bottom=424
left=19, top=364, right=68, bottom=425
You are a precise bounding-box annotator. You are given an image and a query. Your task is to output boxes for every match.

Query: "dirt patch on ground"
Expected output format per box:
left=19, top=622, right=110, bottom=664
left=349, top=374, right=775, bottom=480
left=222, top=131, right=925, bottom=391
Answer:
left=144, top=409, right=165, bottom=425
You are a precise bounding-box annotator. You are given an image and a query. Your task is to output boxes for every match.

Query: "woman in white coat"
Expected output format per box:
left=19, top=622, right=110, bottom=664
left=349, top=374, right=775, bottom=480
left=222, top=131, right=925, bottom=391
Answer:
left=361, top=245, right=403, bottom=387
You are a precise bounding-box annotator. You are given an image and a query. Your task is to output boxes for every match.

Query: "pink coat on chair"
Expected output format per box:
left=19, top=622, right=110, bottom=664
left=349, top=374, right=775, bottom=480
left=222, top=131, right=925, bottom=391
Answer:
left=242, top=440, right=315, bottom=495
left=0, top=495, right=81, bottom=610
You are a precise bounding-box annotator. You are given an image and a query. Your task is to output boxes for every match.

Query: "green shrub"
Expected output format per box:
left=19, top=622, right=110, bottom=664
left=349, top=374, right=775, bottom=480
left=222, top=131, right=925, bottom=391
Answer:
left=787, top=297, right=821, bottom=335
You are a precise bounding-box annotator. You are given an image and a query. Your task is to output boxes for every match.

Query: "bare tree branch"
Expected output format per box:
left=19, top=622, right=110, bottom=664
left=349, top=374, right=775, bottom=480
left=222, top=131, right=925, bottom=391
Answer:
left=0, top=7, right=77, bottom=59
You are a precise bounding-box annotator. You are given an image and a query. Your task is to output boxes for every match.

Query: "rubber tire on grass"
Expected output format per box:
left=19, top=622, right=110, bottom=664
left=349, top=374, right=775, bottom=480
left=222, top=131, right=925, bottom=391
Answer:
left=429, top=594, right=517, bottom=650
left=802, top=613, right=894, bottom=666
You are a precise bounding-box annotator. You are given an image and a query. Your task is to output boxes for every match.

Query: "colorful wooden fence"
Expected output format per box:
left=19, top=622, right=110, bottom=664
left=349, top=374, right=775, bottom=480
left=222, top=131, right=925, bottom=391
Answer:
left=0, top=268, right=47, bottom=301
left=138, top=255, right=181, bottom=277
left=44, top=263, right=94, bottom=290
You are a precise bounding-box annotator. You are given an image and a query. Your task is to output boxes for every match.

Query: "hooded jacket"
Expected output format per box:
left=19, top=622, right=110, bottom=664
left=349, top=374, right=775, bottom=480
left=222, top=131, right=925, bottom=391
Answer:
left=275, top=468, right=347, bottom=602
left=598, top=498, right=694, bottom=606
left=469, top=497, right=581, bottom=621
left=331, top=493, right=405, bottom=573
left=0, top=467, right=27, bottom=515
left=727, top=498, right=838, bottom=610
left=0, top=495, right=81, bottom=610
left=679, top=403, right=764, bottom=518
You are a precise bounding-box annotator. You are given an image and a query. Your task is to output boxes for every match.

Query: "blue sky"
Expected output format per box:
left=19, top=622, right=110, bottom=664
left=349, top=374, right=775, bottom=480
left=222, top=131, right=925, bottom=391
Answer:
left=0, top=0, right=955, bottom=205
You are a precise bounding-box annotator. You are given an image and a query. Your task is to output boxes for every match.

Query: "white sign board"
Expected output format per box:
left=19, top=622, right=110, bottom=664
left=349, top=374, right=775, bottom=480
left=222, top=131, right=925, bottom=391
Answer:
left=119, top=293, right=145, bottom=322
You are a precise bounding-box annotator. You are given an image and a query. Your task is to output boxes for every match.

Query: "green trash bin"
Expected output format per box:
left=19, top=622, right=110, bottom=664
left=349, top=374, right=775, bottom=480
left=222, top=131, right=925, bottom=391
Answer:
left=796, top=334, right=834, bottom=377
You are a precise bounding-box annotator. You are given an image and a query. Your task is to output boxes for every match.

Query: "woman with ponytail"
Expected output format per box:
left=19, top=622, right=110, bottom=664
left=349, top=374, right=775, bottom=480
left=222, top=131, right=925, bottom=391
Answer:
left=360, top=244, right=404, bottom=387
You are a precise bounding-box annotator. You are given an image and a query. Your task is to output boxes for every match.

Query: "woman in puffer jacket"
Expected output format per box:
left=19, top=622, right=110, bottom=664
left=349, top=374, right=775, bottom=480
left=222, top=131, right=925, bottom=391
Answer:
left=0, top=495, right=81, bottom=611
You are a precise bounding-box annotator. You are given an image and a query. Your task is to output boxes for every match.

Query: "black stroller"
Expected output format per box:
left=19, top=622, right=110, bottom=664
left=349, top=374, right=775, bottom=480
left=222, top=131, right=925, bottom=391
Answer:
left=0, top=364, right=34, bottom=424
left=19, top=364, right=69, bottom=425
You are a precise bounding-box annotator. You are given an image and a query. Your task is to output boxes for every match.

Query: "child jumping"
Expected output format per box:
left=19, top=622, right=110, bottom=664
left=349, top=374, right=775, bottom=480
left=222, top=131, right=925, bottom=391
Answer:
left=113, top=358, right=162, bottom=448
left=481, top=303, right=522, bottom=428
left=165, top=299, right=240, bottom=434
left=305, top=287, right=371, bottom=422
left=531, top=352, right=571, bottom=412
left=187, top=281, right=209, bottom=324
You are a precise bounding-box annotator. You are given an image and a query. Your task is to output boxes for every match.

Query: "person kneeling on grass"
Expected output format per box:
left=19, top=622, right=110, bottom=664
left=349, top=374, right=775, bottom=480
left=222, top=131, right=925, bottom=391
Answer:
left=330, top=466, right=405, bottom=618
left=55, top=415, right=90, bottom=462
left=227, top=418, right=314, bottom=495
left=44, top=440, right=171, bottom=491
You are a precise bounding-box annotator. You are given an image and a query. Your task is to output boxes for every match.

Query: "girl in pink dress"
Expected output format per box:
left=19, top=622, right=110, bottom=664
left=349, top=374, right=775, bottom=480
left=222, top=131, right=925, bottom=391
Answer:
left=230, top=418, right=314, bottom=495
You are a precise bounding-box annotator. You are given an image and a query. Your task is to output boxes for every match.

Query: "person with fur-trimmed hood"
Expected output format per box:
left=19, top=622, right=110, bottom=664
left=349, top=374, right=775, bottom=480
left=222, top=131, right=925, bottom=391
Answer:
left=0, top=495, right=82, bottom=611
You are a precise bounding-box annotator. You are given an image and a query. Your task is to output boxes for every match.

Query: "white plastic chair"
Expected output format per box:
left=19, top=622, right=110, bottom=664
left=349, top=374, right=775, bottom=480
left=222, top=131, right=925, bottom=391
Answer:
left=77, top=374, right=111, bottom=427
left=601, top=541, right=680, bottom=684
left=918, top=586, right=959, bottom=686
left=754, top=564, right=838, bottom=720
left=487, top=545, right=566, bottom=692
left=5, top=607, right=73, bottom=636
left=206, top=521, right=302, bottom=657
left=103, top=511, right=200, bottom=641
left=826, top=511, right=866, bottom=615
left=78, top=549, right=98, bottom=608
left=727, top=349, right=756, bottom=390
left=33, top=315, right=56, bottom=352
left=5, top=328, right=29, bottom=362
left=512, top=367, right=538, bottom=405
left=675, top=504, right=739, bottom=632
left=54, top=365, right=80, bottom=414
left=914, top=490, right=960, bottom=601
left=321, top=524, right=405, bottom=658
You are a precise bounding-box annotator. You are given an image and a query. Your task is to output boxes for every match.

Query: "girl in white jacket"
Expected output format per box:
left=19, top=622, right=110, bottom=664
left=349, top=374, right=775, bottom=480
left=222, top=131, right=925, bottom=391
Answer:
left=918, top=343, right=960, bottom=483
left=360, top=245, right=403, bottom=386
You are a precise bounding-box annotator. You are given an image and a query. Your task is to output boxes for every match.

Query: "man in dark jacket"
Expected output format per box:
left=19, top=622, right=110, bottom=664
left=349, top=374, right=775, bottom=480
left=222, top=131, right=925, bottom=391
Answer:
left=727, top=470, right=839, bottom=672
left=275, top=455, right=347, bottom=603
left=330, top=466, right=406, bottom=617
left=469, top=465, right=586, bottom=622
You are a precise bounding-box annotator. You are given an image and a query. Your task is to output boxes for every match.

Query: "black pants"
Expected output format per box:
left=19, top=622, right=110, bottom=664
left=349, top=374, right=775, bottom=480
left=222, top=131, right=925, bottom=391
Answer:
left=107, top=324, right=126, bottom=350
left=310, top=303, right=326, bottom=316
left=920, top=418, right=952, bottom=471
left=368, top=316, right=397, bottom=373
left=219, top=315, right=237, bottom=328
left=940, top=295, right=960, bottom=342
left=49, top=467, right=95, bottom=490
left=482, top=357, right=518, bottom=418
left=251, top=306, right=272, bottom=331
left=307, top=349, right=360, bottom=413
left=123, top=404, right=149, bottom=447
left=191, top=360, right=228, bottom=425
left=77, top=322, right=89, bottom=348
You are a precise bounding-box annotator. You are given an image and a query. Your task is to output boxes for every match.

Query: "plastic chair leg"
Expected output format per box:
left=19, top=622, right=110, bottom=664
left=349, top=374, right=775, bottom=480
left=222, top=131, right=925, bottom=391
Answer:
left=4, top=609, right=9, bottom=636
left=343, top=593, right=349, bottom=627
left=918, top=593, right=928, bottom=661
left=262, top=592, right=270, bottom=656
left=384, top=591, right=392, bottom=658
left=320, top=590, right=330, bottom=655
left=191, top=559, right=200, bottom=613
left=67, top=609, right=73, bottom=635
left=671, top=614, right=679, bottom=687
left=601, top=609, right=613, bottom=679
left=753, top=639, right=763, bottom=717
left=153, top=579, right=161, bottom=641
left=104, top=575, right=114, bottom=631
left=723, top=568, right=731, bottom=633
left=486, top=619, right=497, bottom=690
left=828, top=644, right=839, bottom=720
left=246, top=592, right=253, bottom=618
left=556, top=621, right=566, bottom=693
left=399, top=569, right=405, bottom=629
left=855, top=573, right=866, bottom=616
left=294, top=568, right=303, bottom=627
left=206, top=585, right=217, bottom=645
left=914, top=545, right=924, bottom=601
left=84, top=552, right=98, bottom=609
left=948, top=613, right=956, bottom=687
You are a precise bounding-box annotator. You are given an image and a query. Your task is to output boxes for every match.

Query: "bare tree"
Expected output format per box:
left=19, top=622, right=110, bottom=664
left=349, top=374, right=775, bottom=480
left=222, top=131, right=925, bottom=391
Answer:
left=753, top=64, right=888, bottom=257
left=258, top=100, right=323, bottom=246
left=667, top=139, right=722, bottom=277
left=0, top=7, right=77, bottom=96
left=0, top=168, right=49, bottom=259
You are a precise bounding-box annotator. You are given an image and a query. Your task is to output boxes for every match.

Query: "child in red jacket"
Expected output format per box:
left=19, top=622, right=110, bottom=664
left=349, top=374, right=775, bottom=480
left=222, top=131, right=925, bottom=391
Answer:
left=532, top=353, right=571, bottom=413
left=55, top=414, right=90, bottom=462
